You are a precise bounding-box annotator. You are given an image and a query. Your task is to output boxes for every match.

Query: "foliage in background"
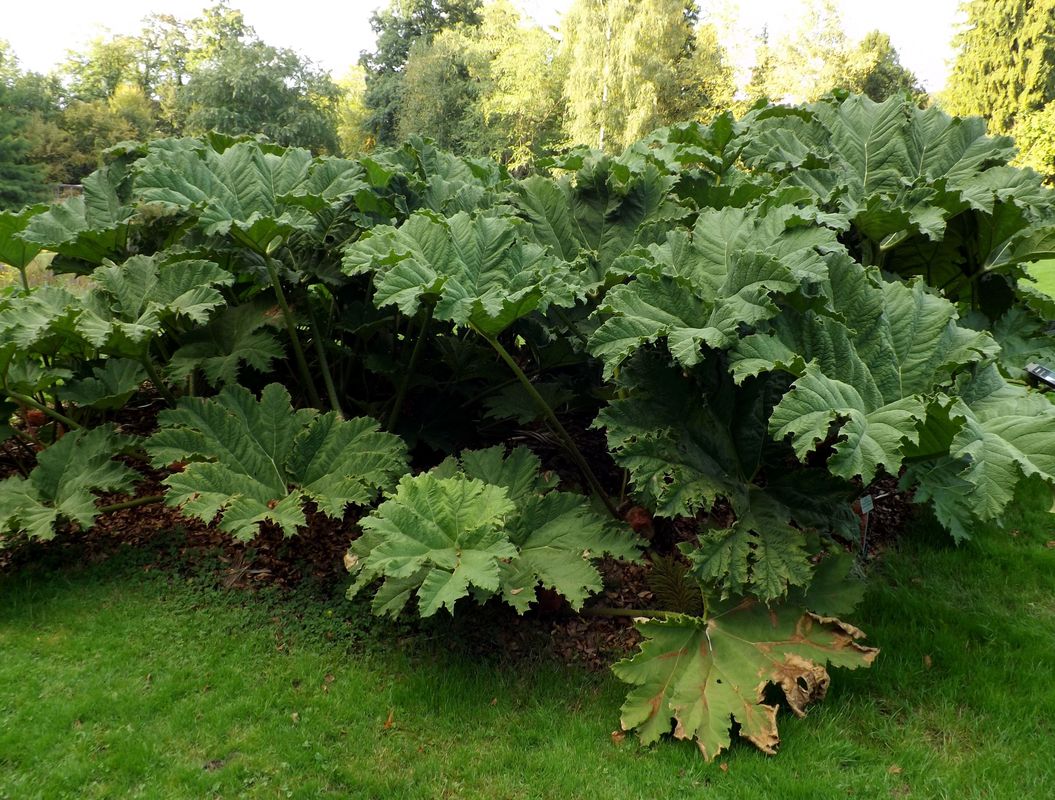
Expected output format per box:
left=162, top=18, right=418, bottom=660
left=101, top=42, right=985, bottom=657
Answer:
left=398, top=0, right=566, bottom=165
left=0, top=0, right=940, bottom=194
left=943, top=0, right=1055, bottom=133
left=359, top=0, right=484, bottom=147
left=745, top=0, right=922, bottom=106
left=561, top=0, right=735, bottom=151
left=0, top=57, right=45, bottom=208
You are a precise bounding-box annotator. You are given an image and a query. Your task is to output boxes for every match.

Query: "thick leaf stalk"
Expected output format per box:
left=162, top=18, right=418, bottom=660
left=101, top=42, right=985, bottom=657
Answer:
left=304, top=299, right=343, bottom=417
left=479, top=329, right=620, bottom=519
left=387, top=303, right=433, bottom=431
left=264, top=252, right=321, bottom=408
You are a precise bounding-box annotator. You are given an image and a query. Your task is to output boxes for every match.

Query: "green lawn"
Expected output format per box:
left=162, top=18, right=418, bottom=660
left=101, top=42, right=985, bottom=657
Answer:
left=2, top=485, right=1054, bottom=800
left=1029, top=259, right=1055, bottom=299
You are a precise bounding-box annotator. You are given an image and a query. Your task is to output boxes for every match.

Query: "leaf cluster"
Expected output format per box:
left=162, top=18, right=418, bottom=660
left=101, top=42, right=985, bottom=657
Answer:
left=347, top=446, right=641, bottom=617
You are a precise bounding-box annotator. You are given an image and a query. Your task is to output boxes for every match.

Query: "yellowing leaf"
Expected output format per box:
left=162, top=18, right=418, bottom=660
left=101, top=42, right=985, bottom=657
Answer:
left=613, top=600, right=877, bottom=761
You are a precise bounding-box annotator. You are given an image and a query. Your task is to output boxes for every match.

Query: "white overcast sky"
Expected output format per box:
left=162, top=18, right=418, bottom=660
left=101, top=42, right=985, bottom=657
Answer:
left=3, top=0, right=962, bottom=91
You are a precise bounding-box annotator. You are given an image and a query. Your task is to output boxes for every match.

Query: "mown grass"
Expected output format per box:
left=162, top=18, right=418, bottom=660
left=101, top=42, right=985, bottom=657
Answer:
left=1, top=483, right=1053, bottom=800
left=1029, top=259, right=1055, bottom=299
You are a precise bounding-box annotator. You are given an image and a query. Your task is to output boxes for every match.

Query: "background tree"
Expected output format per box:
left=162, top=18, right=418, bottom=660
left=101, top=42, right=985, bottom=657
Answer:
left=359, top=0, right=483, bottom=146
left=562, top=0, right=732, bottom=151
left=944, top=0, right=1055, bottom=133
left=1009, top=104, right=1055, bottom=181
left=394, top=1, right=565, bottom=164
left=471, top=0, right=566, bottom=166
left=398, top=31, right=485, bottom=153
left=743, top=28, right=775, bottom=108
left=182, top=40, right=341, bottom=153
left=55, top=90, right=156, bottom=182
left=845, top=30, right=923, bottom=103
left=758, top=0, right=851, bottom=103
left=0, top=48, right=45, bottom=208
left=336, top=67, right=374, bottom=155
left=744, top=4, right=920, bottom=106
left=676, top=21, right=736, bottom=120
left=60, top=35, right=139, bottom=101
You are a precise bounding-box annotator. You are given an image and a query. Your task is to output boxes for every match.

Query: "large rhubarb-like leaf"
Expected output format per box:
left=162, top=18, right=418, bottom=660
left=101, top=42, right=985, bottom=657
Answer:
left=512, top=158, right=682, bottom=287
left=146, top=384, right=407, bottom=538
left=681, top=489, right=813, bottom=602
left=349, top=472, right=518, bottom=617
left=904, top=366, right=1055, bottom=539
left=0, top=286, right=84, bottom=354
left=77, top=254, right=233, bottom=357
left=613, top=601, right=878, bottom=761
left=348, top=446, right=641, bottom=617
left=589, top=205, right=834, bottom=378
left=438, top=446, right=642, bottom=612
left=0, top=204, right=47, bottom=271
left=736, top=270, right=997, bottom=483
left=134, top=141, right=327, bottom=253
left=21, top=168, right=134, bottom=269
left=743, top=96, right=1030, bottom=240
left=167, top=302, right=285, bottom=387
left=60, top=359, right=146, bottom=410
left=0, top=426, right=137, bottom=540
left=598, top=356, right=855, bottom=601
left=343, top=211, right=582, bottom=336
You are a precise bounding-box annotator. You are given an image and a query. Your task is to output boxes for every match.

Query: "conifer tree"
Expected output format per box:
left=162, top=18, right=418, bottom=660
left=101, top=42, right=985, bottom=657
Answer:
left=0, top=64, right=45, bottom=209
left=944, top=0, right=1055, bottom=133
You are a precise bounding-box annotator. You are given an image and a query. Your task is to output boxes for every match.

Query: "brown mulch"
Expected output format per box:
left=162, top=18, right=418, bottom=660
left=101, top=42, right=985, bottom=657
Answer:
left=854, top=472, right=915, bottom=559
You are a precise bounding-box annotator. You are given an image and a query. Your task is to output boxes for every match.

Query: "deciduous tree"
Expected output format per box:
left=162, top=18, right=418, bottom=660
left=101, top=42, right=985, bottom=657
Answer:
left=562, top=0, right=732, bottom=151
left=359, top=0, right=483, bottom=146
left=182, top=41, right=341, bottom=153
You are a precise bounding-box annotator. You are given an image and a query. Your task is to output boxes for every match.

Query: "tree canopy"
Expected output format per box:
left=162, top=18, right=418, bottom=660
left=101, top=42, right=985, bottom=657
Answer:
left=944, top=0, right=1055, bottom=132
left=0, top=0, right=993, bottom=194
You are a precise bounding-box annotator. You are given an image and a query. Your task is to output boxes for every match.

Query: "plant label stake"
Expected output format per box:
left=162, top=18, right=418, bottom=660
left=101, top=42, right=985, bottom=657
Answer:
left=1026, top=363, right=1055, bottom=392
left=855, top=494, right=874, bottom=557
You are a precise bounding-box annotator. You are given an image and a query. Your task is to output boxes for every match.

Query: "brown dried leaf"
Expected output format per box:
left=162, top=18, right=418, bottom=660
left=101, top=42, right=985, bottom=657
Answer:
left=613, top=601, right=878, bottom=761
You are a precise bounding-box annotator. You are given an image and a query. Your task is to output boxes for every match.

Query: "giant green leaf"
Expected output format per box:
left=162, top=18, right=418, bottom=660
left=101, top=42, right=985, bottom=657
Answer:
left=0, top=204, right=47, bottom=271
left=60, top=359, right=146, bottom=410
left=598, top=356, right=854, bottom=600
left=134, top=141, right=322, bottom=253
left=20, top=168, right=134, bottom=269
left=513, top=158, right=681, bottom=287
left=349, top=446, right=641, bottom=617
left=905, top=369, right=1055, bottom=541
left=146, top=384, right=407, bottom=538
left=76, top=254, right=233, bottom=357
left=344, top=211, right=581, bottom=336
left=349, top=473, right=518, bottom=617
left=735, top=273, right=997, bottom=482
left=682, top=489, right=813, bottom=602
left=168, top=302, right=285, bottom=387
left=589, top=206, right=834, bottom=378
left=438, top=446, right=642, bottom=612
left=0, top=426, right=137, bottom=540
left=746, top=96, right=1032, bottom=234
left=0, top=286, right=84, bottom=354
